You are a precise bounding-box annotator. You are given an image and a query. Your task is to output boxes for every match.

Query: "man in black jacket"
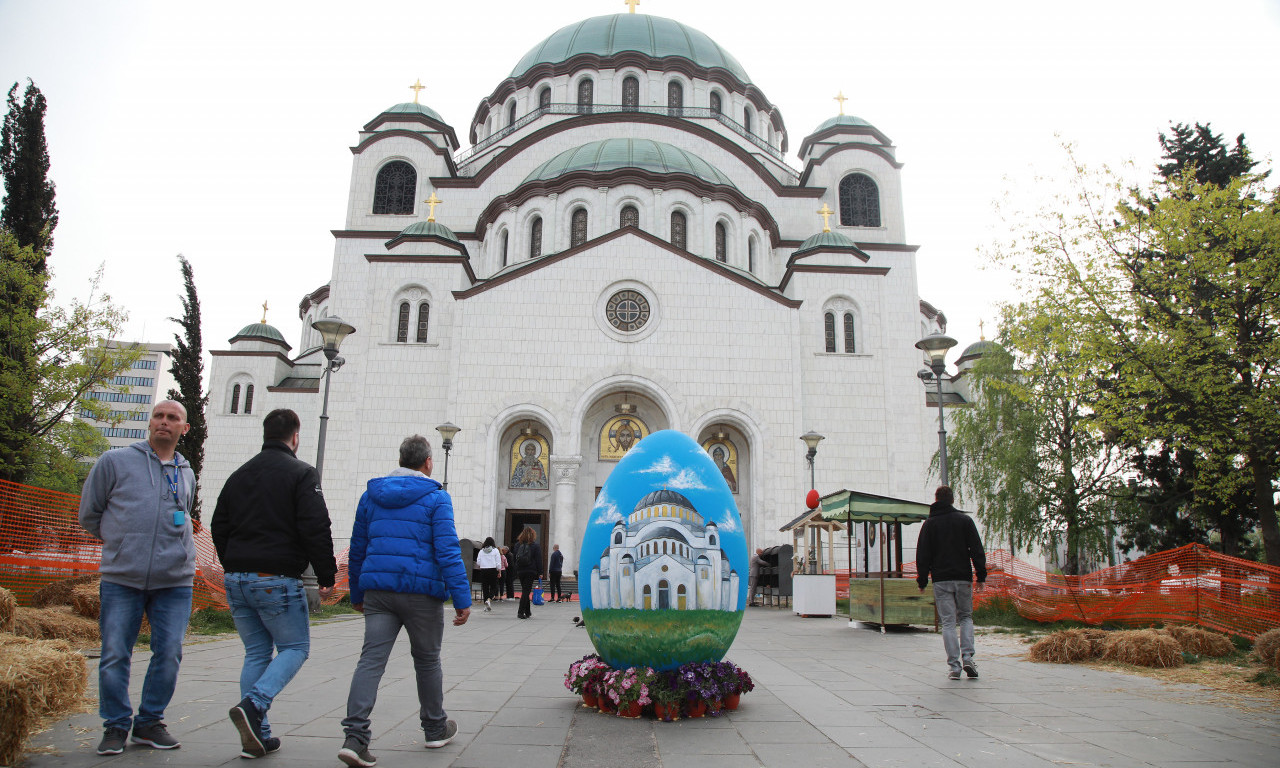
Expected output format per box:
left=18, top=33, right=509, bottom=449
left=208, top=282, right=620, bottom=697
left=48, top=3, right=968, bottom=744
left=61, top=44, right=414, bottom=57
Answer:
left=916, top=485, right=986, bottom=680
left=212, top=408, right=337, bottom=758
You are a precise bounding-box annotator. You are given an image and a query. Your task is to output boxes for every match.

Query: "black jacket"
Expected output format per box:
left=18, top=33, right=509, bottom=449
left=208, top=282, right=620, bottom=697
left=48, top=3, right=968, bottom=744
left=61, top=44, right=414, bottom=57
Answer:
left=211, top=441, right=338, bottom=587
left=516, top=541, right=543, bottom=578
left=915, top=501, right=987, bottom=589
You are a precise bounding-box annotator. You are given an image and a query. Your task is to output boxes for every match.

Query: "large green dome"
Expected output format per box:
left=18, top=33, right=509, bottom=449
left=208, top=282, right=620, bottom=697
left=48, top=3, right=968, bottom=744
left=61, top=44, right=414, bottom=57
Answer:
left=510, top=14, right=751, bottom=83
left=523, top=138, right=736, bottom=187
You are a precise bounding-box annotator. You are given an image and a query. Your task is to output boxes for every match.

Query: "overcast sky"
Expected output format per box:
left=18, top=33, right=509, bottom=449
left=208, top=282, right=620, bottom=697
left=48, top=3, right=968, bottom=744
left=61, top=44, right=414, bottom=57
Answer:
left=3, top=0, right=1278, bottom=367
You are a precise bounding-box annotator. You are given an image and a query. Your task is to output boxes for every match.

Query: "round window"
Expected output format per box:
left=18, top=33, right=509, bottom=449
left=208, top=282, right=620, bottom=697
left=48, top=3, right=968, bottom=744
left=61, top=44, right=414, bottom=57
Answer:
left=606, top=290, right=650, bottom=332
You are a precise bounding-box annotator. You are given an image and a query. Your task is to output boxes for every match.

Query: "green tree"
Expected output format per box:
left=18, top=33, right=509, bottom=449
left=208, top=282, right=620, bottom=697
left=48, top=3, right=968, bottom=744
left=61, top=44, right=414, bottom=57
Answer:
left=1, top=80, right=58, bottom=260
left=168, top=254, right=207, bottom=523
left=947, top=304, right=1129, bottom=574
left=0, top=230, right=46, bottom=480
left=1155, top=122, right=1257, bottom=187
left=25, top=419, right=109, bottom=494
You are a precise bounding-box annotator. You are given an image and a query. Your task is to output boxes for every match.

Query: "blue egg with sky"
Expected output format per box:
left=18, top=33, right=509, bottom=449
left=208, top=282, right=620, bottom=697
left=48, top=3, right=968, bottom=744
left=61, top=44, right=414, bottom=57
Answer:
left=578, top=429, right=747, bottom=670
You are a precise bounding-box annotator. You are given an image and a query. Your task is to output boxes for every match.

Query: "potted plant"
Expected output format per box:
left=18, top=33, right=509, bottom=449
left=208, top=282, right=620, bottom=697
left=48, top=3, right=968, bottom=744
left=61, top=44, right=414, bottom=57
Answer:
left=602, top=666, right=654, bottom=718
left=564, top=654, right=610, bottom=708
left=680, top=662, right=720, bottom=717
left=716, top=660, right=753, bottom=710
left=651, top=670, right=686, bottom=721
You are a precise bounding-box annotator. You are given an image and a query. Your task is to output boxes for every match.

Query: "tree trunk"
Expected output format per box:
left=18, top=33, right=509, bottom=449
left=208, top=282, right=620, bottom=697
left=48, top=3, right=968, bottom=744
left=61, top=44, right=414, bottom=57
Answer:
left=1251, top=449, right=1280, bottom=567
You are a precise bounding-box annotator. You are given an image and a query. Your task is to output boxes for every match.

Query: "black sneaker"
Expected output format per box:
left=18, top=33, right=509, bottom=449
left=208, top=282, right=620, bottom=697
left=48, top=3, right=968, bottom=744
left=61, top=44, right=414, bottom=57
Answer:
left=131, top=721, right=180, bottom=749
left=240, top=736, right=280, bottom=759
left=338, top=736, right=377, bottom=767
left=229, top=697, right=266, bottom=758
left=96, top=727, right=128, bottom=755
left=963, top=660, right=979, bottom=679
left=423, top=719, right=457, bottom=749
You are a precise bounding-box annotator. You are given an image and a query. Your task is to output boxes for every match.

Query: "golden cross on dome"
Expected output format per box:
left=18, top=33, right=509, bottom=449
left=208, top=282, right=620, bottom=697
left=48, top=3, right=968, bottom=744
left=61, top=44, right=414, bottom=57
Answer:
left=624, top=0, right=640, bottom=13
left=817, top=203, right=835, bottom=233
left=834, top=91, right=848, bottom=115
left=409, top=79, right=426, bottom=104
left=424, top=191, right=442, bottom=222
left=260, top=300, right=269, bottom=324
left=979, top=319, right=986, bottom=340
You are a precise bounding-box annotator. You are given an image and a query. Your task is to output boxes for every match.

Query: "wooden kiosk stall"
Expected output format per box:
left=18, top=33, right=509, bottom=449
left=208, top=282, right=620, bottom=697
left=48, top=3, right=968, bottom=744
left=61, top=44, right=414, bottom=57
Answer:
left=819, top=490, right=936, bottom=632
left=778, top=508, right=845, bottom=617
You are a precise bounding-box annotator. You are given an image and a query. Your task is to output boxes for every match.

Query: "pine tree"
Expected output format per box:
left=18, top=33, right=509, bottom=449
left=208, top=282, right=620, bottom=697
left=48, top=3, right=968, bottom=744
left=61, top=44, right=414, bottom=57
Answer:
left=1156, top=122, right=1257, bottom=188
left=1, top=80, right=58, bottom=261
left=167, top=254, right=207, bottom=523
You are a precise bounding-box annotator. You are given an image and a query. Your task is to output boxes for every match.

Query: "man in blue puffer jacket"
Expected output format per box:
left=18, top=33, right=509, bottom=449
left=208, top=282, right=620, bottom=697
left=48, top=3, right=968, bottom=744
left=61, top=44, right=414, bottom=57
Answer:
left=338, top=435, right=471, bottom=768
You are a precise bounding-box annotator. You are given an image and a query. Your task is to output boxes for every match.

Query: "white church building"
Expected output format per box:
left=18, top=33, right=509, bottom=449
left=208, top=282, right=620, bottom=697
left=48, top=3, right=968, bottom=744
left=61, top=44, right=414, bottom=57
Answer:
left=591, top=489, right=738, bottom=611
left=200, top=9, right=986, bottom=571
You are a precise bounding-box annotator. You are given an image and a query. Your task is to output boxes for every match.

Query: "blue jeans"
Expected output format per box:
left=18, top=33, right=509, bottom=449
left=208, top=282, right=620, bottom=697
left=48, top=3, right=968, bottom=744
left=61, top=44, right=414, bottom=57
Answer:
left=225, top=573, right=312, bottom=738
left=933, top=580, right=975, bottom=672
left=342, top=590, right=446, bottom=746
left=98, top=581, right=193, bottom=731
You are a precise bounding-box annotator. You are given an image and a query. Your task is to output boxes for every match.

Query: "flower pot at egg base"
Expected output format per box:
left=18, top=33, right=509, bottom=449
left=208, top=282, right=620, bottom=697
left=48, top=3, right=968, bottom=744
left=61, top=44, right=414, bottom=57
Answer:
left=724, top=692, right=741, bottom=710
left=685, top=699, right=707, bottom=718
left=582, top=692, right=598, bottom=708
left=617, top=701, right=642, bottom=718
left=598, top=697, right=616, bottom=714
left=653, top=702, right=679, bottom=721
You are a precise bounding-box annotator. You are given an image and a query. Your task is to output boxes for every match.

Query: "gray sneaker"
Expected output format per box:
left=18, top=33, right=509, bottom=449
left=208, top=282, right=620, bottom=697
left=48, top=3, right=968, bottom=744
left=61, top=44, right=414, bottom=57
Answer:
left=947, top=669, right=962, bottom=680
left=96, top=727, right=128, bottom=755
left=423, top=719, right=457, bottom=749
left=962, top=660, right=979, bottom=679
left=338, top=736, right=377, bottom=767
left=131, top=721, right=180, bottom=749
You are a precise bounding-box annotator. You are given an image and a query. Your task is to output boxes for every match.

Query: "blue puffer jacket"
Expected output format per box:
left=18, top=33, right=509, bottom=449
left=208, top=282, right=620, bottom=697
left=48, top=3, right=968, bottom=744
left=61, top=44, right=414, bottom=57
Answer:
left=348, top=470, right=472, bottom=609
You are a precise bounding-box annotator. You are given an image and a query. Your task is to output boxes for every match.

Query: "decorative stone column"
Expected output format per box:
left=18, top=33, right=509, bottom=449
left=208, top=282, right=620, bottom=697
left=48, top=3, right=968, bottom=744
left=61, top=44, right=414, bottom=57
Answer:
left=550, top=454, right=582, bottom=574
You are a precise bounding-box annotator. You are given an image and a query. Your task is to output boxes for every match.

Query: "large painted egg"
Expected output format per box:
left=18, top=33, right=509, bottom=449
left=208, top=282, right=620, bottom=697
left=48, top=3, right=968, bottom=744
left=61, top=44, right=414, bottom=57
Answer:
left=578, top=429, right=748, bottom=670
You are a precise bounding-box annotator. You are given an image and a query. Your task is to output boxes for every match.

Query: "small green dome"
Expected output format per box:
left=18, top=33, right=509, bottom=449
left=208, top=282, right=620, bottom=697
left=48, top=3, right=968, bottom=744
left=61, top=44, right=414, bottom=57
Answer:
left=958, top=339, right=1004, bottom=362
left=795, top=230, right=858, bottom=255
left=399, top=220, right=461, bottom=243
left=380, top=102, right=447, bottom=124
left=811, top=115, right=874, bottom=135
left=523, top=138, right=736, bottom=187
left=231, top=323, right=289, bottom=347
left=510, top=14, right=751, bottom=83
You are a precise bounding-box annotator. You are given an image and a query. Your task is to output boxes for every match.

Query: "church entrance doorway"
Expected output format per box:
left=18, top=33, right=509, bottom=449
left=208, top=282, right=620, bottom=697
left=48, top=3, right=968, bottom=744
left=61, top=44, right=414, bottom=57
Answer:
left=505, top=509, right=549, bottom=573
left=658, top=579, right=671, bottom=609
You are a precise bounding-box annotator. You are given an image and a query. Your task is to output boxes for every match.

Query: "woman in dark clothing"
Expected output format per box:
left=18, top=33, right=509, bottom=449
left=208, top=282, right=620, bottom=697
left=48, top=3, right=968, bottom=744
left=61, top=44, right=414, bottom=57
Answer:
left=514, top=527, right=543, bottom=619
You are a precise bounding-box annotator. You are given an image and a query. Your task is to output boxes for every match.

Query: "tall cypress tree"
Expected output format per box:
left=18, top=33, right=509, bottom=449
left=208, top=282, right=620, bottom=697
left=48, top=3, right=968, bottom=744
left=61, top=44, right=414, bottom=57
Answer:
left=167, top=254, right=208, bottom=523
left=1, top=80, right=58, bottom=261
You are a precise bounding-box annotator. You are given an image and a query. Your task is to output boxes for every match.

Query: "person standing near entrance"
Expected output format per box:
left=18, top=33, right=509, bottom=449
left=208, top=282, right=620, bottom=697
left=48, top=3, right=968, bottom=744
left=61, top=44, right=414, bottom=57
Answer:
left=748, top=548, right=767, bottom=606
left=213, top=408, right=337, bottom=758
left=476, top=537, right=501, bottom=611
left=916, top=485, right=987, bottom=680
left=501, top=545, right=517, bottom=600
left=513, top=527, right=543, bottom=619
left=548, top=544, right=564, bottom=602
left=338, top=434, right=471, bottom=768
left=78, top=399, right=195, bottom=755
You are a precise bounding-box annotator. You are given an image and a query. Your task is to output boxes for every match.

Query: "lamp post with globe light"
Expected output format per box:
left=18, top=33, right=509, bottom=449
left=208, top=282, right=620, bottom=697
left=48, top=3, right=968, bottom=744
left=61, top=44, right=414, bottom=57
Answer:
left=915, top=331, right=958, bottom=486
left=800, top=431, right=824, bottom=574
left=311, top=316, right=357, bottom=482
left=435, top=422, right=460, bottom=489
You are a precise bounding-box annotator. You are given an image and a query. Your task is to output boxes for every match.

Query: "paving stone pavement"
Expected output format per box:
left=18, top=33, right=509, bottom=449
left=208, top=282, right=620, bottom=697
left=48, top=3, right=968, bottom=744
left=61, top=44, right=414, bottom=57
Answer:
left=23, top=602, right=1280, bottom=767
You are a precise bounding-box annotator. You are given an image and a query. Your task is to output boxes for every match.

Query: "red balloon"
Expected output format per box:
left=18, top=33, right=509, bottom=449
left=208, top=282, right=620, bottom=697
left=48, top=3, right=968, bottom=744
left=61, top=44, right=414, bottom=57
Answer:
left=806, top=489, right=820, bottom=510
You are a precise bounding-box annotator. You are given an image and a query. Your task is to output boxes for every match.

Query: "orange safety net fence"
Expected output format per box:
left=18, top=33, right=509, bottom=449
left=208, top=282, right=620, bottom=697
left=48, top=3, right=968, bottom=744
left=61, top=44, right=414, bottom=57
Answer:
left=0, top=479, right=351, bottom=610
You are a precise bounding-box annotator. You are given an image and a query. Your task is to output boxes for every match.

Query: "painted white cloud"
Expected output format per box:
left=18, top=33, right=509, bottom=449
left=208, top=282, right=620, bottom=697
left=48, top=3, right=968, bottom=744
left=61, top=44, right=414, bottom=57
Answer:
left=716, top=509, right=740, bottom=532
left=591, top=489, right=622, bottom=525
left=636, top=455, right=709, bottom=491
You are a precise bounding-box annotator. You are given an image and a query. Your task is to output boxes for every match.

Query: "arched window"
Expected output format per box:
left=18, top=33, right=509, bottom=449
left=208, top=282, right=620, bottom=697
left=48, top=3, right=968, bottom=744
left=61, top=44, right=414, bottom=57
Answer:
left=577, top=78, right=593, bottom=114
left=501, top=231, right=509, bottom=267
left=243, top=384, right=254, bottom=415
left=824, top=312, right=837, bottom=353
left=571, top=208, right=588, bottom=247
left=747, top=237, right=756, bottom=273
left=714, top=222, right=727, bottom=262
left=667, top=80, right=683, bottom=117
left=397, top=302, right=410, bottom=343
left=230, top=384, right=241, bottom=414
left=743, top=106, right=753, bottom=134
left=709, top=91, right=721, bottom=114
left=507, top=101, right=517, bottom=127
left=843, top=312, right=856, bottom=353
left=620, top=205, right=639, bottom=229
left=416, top=302, right=430, bottom=343
left=372, top=161, right=416, bottom=214
left=670, top=211, right=687, bottom=250
left=529, top=217, right=543, bottom=258
left=538, top=87, right=551, bottom=110
left=622, top=76, right=639, bottom=110
left=839, top=173, right=881, bottom=227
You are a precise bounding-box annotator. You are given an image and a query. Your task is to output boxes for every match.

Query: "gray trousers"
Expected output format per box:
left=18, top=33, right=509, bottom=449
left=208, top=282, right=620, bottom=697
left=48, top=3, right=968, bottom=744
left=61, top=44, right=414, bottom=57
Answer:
left=932, top=580, right=975, bottom=672
left=342, top=590, right=447, bottom=745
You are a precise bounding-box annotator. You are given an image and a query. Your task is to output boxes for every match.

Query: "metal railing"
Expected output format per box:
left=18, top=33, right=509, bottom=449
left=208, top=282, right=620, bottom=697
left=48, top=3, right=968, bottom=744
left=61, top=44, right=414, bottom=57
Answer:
left=453, top=103, right=785, bottom=167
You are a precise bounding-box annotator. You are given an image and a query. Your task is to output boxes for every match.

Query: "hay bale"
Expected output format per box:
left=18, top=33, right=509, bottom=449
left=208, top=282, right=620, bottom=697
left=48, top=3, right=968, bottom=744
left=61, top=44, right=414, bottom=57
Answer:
left=0, top=587, right=15, bottom=632
left=1254, top=627, right=1280, bottom=668
left=12, top=606, right=100, bottom=646
left=1101, top=629, right=1184, bottom=668
left=69, top=582, right=100, bottom=620
left=1029, top=629, right=1103, bottom=664
left=0, top=632, right=88, bottom=766
left=29, top=575, right=100, bottom=608
left=1164, top=626, right=1234, bottom=657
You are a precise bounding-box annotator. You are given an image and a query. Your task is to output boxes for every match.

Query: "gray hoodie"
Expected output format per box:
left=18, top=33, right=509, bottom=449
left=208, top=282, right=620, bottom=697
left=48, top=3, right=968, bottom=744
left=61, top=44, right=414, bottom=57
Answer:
left=78, top=441, right=197, bottom=590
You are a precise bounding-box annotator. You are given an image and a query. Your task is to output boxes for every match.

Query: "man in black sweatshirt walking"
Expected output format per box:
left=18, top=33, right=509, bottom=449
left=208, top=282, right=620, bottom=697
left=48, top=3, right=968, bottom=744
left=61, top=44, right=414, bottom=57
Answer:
left=916, top=485, right=986, bottom=680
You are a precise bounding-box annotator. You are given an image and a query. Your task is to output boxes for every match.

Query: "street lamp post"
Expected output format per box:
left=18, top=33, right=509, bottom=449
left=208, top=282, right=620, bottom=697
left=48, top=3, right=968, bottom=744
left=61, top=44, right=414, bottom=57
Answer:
left=435, top=422, right=460, bottom=489
left=311, top=316, right=357, bottom=482
left=800, top=431, right=824, bottom=575
left=915, top=331, right=958, bottom=486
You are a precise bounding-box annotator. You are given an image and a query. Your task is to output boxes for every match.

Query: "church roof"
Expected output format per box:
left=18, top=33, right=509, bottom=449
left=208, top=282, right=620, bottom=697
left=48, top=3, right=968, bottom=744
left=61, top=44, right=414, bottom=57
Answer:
left=811, top=114, right=874, bottom=134
left=510, top=13, right=751, bottom=84
left=523, top=138, right=736, bottom=187
left=634, top=488, right=695, bottom=512
left=381, top=102, right=447, bottom=124
left=230, top=322, right=290, bottom=349
left=398, top=220, right=462, bottom=243
left=795, top=230, right=857, bottom=254
left=956, top=339, right=1005, bottom=364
